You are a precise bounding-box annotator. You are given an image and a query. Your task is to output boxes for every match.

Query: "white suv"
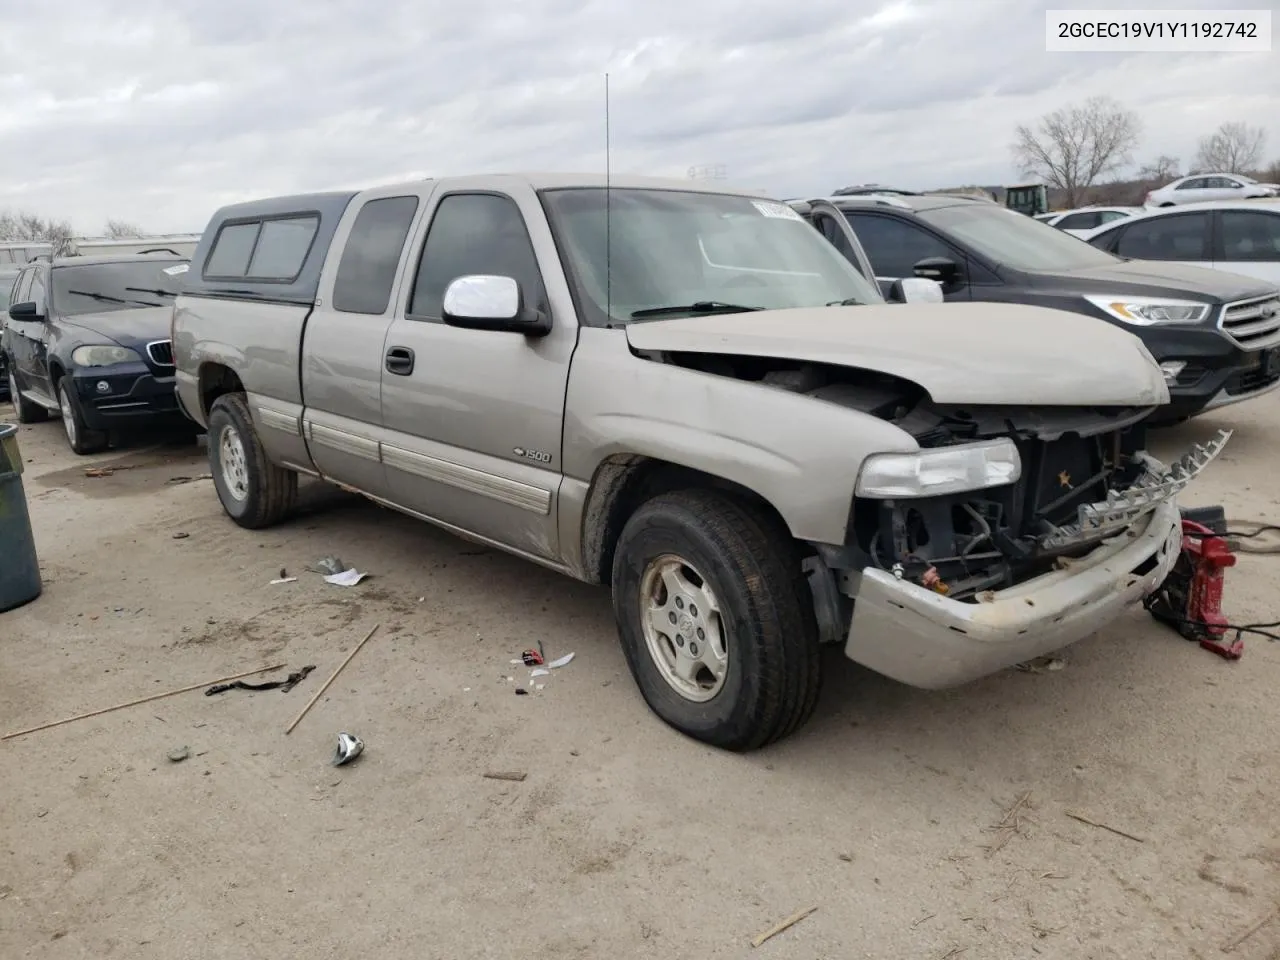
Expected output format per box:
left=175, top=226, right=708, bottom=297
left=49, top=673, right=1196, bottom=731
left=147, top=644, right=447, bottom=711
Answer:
left=1145, top=173, right=1279, bottom=208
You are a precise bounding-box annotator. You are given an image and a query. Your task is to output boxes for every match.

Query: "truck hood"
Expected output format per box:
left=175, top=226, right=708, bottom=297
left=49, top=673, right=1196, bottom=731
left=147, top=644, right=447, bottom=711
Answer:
left=1048, top=259, right=1276, bottom=301
left=624, top=302, right=1169, bottom=407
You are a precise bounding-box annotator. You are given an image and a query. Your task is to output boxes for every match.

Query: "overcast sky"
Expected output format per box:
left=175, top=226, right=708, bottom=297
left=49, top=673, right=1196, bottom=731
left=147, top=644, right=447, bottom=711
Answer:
left=0, top=0, right=1276, bottom=234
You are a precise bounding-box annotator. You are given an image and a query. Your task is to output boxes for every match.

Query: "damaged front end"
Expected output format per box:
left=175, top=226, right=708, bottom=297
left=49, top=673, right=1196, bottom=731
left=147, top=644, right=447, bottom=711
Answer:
left=849, top=400, right=1231, bottom=601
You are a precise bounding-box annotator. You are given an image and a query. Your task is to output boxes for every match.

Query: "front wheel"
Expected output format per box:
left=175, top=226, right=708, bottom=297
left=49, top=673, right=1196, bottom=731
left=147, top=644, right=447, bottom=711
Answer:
left=57, top=377, right=109, bottom=455
left=207, top=392, right=297, bottom=529
left=611, top=490, right=822, bottom=751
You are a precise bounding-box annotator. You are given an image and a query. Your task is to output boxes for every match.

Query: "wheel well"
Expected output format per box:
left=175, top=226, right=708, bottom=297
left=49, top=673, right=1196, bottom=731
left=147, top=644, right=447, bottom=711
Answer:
left=580, top=454, right=794, bottom=585
left=48, top=359, right=65, bottom=384
left=199, top=363, right=244, bottom=419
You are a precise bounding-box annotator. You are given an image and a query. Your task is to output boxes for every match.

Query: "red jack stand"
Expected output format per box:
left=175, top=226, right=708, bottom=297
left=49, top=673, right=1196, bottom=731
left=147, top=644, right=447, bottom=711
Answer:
left=1146, top=507, right=1242, bottom=660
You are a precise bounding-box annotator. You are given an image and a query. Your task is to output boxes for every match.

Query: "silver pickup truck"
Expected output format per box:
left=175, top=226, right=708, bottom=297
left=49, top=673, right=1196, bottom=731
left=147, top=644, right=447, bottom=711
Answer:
left=172, top=174, right=1226, bottom=750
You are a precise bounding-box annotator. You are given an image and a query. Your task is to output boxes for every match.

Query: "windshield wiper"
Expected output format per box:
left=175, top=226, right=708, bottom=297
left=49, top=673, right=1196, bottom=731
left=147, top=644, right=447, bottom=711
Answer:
left=125, top=286, right=177, bottom=298
left=826, top=297, right=867, bottom=306
left=630, top=301, right=761, bottom=319
left=68, top=289, right=162, bottom=308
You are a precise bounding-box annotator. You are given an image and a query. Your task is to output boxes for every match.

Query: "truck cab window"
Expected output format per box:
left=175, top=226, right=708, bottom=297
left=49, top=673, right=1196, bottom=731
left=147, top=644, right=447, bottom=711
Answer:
left=408, top=193, right=545, bottom=320
left=247, top=217, right=319, bottom=281
left=333, top=196, right=420, bottom=314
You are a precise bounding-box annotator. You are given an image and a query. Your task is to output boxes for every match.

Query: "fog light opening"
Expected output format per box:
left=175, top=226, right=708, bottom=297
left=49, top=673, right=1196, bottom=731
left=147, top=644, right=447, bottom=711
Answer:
left=1159, top=361, right=1186, bottom=385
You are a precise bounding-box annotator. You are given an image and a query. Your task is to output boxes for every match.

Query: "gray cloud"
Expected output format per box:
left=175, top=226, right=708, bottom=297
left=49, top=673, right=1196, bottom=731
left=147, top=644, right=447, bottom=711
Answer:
left=0, top=0, right=1275, bottom=232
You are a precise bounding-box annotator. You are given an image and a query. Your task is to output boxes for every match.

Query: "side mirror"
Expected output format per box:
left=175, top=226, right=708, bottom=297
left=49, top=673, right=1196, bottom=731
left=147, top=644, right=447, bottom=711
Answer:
left=888, top=277, right=944, bottom=304
left=441, top=275, right=550, bottom=336
left=7, top=301, right=41, bottom=321
left=912, top=256, right=960, bottom=285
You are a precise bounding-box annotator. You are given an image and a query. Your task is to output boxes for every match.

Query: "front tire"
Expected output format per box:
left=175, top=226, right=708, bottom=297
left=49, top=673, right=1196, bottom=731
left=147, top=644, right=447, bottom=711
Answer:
left=57, top=377, right=108, bottom=455
left=208, top=392, right=297, bottom=529
left=611, top=490, right=822, bottom=751
left=8, top=366, right=49, bottom=423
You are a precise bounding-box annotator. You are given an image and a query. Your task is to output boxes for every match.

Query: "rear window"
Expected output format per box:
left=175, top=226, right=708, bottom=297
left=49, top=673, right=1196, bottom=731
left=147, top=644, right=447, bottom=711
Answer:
left=203, top=215, right=319, bottom=282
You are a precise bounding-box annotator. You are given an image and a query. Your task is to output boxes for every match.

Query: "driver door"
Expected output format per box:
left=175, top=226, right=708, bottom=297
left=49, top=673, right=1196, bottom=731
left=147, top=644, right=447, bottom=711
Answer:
left=25, top=267, right=54, bottom=395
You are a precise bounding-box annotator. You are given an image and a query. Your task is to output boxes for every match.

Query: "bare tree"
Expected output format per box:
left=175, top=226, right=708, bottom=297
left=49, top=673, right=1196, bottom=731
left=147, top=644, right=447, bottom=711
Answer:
left=1194, top=122, right=1267, bottom=173
left=1011, top=96, right=1143, bottom=207
left=0, top=210, right=74, bottom=243
left=104, top=219, right=146, bottom=239
left=1135, top=155, right=1180, bottom=183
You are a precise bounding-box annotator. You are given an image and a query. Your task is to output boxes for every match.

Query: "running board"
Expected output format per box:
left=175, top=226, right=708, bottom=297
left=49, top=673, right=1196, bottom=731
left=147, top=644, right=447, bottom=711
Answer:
left=19, top=388, right=59, bottom=411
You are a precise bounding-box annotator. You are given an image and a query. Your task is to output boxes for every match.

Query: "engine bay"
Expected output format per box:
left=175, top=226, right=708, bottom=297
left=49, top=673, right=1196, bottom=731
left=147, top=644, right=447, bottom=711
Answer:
left=664, top=352, right=1161, bottom=600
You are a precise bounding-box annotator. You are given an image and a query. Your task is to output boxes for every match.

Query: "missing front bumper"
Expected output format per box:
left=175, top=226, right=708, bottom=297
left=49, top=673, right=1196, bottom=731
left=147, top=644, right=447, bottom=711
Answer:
left=842, top=500, right=1183, bottom=689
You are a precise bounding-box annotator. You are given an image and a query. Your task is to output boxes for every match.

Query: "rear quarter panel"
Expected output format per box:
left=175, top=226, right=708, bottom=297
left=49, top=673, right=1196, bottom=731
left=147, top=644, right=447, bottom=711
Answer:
left=172, top=296, right=313, bottom=469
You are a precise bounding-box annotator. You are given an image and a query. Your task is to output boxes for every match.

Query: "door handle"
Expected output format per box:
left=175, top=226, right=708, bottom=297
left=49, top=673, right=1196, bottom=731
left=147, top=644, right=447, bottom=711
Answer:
left=385, top=346, right=415, bottom=376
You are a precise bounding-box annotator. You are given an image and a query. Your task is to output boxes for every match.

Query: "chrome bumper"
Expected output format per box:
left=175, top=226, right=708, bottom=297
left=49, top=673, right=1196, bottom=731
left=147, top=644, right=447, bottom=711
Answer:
left=842, top=500, right=1183, bottom=689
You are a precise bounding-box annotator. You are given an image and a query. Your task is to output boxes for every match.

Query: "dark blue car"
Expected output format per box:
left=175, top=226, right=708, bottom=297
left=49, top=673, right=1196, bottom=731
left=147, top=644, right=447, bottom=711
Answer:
left=2, top=253, right=191, bottom=454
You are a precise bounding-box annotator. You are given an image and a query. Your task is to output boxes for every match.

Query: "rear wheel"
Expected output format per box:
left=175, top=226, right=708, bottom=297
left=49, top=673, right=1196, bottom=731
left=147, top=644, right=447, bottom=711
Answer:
left=208, top=392, right=297, bottom=528
left=7, top=367, right=48, bottom=423
left=611, top=489, right=822, bottom=751
left=57, top=377, right=108, bottom=455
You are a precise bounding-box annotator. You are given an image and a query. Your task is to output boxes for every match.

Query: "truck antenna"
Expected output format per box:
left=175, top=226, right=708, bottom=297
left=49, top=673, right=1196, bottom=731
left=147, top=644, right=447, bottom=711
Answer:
left=604, top=72, right=612, bottom=323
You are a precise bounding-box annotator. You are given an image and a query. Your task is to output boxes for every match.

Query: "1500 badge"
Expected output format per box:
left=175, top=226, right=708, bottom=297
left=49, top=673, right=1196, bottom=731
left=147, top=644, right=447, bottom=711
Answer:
left=513, top=446, right=553, bottom=464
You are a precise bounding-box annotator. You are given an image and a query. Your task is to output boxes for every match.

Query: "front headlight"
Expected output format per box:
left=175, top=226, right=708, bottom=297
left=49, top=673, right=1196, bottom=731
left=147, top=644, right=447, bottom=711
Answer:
left=1084, top=295, right=1211, bottom=326
left=856, top=438, right=1022, bottom=498
left=71, top=345, right=143, bottom=367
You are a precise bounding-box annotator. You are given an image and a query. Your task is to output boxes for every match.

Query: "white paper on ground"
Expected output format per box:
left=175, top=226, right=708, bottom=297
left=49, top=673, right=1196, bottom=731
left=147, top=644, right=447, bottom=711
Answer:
left=530, top=668, right=550, bottom=678
left=324, top=569, right=369, bottom=587
left=547, top=652, right=575, bottom=669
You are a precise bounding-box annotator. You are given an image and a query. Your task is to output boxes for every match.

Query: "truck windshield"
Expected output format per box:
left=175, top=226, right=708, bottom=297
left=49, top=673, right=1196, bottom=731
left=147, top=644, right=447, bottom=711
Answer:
left=51, top=260, right=188, bottom=317
left=541, top=188, right=883, bottom=325
left=915, top=204, right=1122, bottom=272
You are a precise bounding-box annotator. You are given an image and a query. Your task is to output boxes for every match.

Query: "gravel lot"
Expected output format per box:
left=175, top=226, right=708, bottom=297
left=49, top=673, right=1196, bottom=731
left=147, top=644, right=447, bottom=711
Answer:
left=3, top=397, right=1280, bottom=959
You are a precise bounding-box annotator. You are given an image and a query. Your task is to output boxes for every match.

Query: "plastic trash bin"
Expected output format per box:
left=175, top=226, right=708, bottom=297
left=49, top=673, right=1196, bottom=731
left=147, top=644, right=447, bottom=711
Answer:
left=0, top=423, right=42, bottom=612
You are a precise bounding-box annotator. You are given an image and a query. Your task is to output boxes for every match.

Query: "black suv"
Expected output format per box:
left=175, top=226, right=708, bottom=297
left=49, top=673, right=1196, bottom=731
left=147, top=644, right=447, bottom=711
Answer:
left=0, top=264, right=19, bottom=400
left=3, top=253, right=191, bottom=453
left=788, top=194, right=1280, bottom=424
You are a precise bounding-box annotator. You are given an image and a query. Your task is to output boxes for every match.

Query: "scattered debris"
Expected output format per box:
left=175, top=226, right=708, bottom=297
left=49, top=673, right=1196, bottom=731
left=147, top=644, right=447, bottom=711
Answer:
left=483, top=771, right=527, bottom=782
left=1222, top=901, right=1280, bottom=952
left=1016, top=656, right=1066, bottom=674
left=324, top=568, right=370, bottom=587
left=938, top=947, right=966, bottom=960
left=36, top=809, right=48, bottom=818
left=1064, top=810, right=1145, bottom=844
left=308, top=556, right=346, bottom=576
left=517, top=649, right=545, bottom=666
left=547, top=652, right=575, bottom=669
left=84, top=465, right=137, bottom=478
left=530, top=668, right=550, bottom=678
left=284, top=624, right=380, bottom=735
left=167, top=746, right=191, bottom=763
left=166, top=474, right=212, bottom=485
left=912, top=913, right=937, bottom=928
left=206, top=665, right=315, bottom=696
left=332, top=732, right=365, bottom=767
left=750, top=905, right=818, bottom=948
left=172, top=532, right=190, bottom=540
left=984, top=791, right=1033, bottom=856
left=2, top=663, right=288, bottom=740
left=837, top=852, right=854, bottom=863
left=514, top=688, right=529, bottom=696
left=270, top=577, right=298, bottom=585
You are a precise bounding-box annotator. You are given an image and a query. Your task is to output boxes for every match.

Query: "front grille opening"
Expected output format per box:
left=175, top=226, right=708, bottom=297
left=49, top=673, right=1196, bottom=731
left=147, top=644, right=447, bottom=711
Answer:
left=147, top=340, right=175, bottom=366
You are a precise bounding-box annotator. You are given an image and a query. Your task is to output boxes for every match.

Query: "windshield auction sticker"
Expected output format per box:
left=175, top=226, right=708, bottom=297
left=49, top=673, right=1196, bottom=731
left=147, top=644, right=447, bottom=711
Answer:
left=751, top=200, right=805, bottom=221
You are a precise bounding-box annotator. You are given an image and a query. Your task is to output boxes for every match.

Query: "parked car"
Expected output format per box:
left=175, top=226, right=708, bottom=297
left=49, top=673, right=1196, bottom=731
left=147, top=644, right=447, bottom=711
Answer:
left=787, top=193, right=1280, bottom=424
left=169, top=173, right=1230, bottom=750
left=1038, top=206, right=1142, bottom=237
left=57, top=234, right=203, bottom=259
left=3, top=253, right=192, bottom=453
left=1080, top=200, right=1280, bottom=287
left=0, top=264, right=18, bottom=400
left=1144, top=173, right=1280, bottom=208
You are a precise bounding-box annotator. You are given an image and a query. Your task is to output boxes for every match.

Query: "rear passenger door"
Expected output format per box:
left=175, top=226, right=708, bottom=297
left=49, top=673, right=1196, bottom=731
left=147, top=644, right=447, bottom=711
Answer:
left=1214, top=209, right=1280, bottom=285
left=302, top=190, right=426, bottom=496
left=379, top=185, right=577, bottom=562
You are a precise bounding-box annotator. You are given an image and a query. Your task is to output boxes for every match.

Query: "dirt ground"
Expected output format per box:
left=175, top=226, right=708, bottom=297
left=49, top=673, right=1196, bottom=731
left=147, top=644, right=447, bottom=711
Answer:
left=2, top=397, right=1280, bottom=960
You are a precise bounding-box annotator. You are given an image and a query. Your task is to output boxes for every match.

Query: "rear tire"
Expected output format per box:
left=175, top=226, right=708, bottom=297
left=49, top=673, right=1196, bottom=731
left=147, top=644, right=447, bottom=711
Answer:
left=208, top=393, right=296, bottom=529
left=57, top=377, right=108, bottom=455
left=610, top=489, right=822, bottom=751
left=8, top=366, right=48, bottom=423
